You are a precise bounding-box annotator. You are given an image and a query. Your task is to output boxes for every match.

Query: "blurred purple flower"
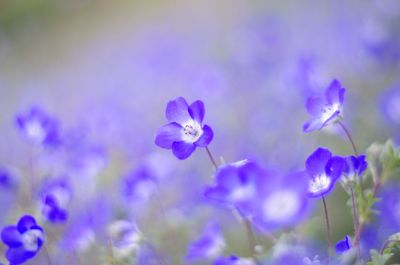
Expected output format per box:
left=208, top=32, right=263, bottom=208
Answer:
left=341, top=155, right=368, bottom=184
left=0, top=168, right=15, bottom=189
left=377, top=182, right=400, bottom=234
left=380, top=86, right=400, bottom=125
left=305, top=148, right=344, bottom=198
left=186, top=222, right=226, bottom=261
left=15, top=106, right=61, bottom=147
left=204, top=160, right=262, bottom=213
left=155, top=97, right=213, bottom=160
left=107, top=220, right=142, bottom=258
left=303, top=80, right=346, bottom=133
left=335, top=235, right=352, bottom=253
left=1, top=215, right=45, bottom=265
left=214, top=255, right=254, bottom=265
left=40, top=178, right=71, bottom=223
left=121, top=166, right=157, bottom=202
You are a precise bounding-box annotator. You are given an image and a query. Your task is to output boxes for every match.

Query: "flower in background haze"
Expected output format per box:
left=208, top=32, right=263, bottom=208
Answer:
left=155, top=97, right=213, bottom=159
left=214, top=255, right=254, bottom=265
left=186, top=222, right=226, bottom=261
left=305, top=148, right=344, bottom=198
left=303, top=79, right=346, bottom=133
left=341, top=155, right=368, bottom=185
left=107, top=220, right=142, bottom=258
left=121, top=166, right=157, bottom=202
left=335, top=235, right=352, bottom=253
left=40, top=178, right=71, bottom=223
left=1, top=215, right=45, bottom=265
left=15, top=106, right=61, bottom=147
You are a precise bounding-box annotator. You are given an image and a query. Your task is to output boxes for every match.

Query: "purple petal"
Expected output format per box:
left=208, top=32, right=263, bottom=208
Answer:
left=1, top=226, right=22, bottom=248
left=189, top=100, right=205, bottom=124
left=165, top=97, right=191, bottom=124
left=17, top=215, right=36, bottom=233
left=326, top=156, right=345, bottom=179
left=302, top=118, right=324, bottom=133
left=306, top=148, right=332, bottom=177
left=6, top=247, right=35, bottom=264
left=172, top=141, right=196, bottom=160
left=195, top=125, right=213, bottom=147
left=335, top=235, right=352, bottom=253
left=155, top=122, right=183, bottom=149
left=306, top=96, right=325, bottom=116
left=326, top=79, right=346, bottom=105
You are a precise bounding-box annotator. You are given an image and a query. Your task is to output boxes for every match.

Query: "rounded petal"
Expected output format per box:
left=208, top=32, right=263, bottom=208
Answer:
left=188, top=100, right=205, bottom=124
left=194, top=125, right=213, bottom=147
left=155, top=122, right=183, bottom=149
left=165, top=97, right=191, bottom=124
left=17, top=215, right=36, bottom=233
left=302, top=118, right=324, bottom=133
left=326, top=156, right=345, bottom=179
left=306, top=96, right=325, bottom=116
left=172, top=141, right=196, bottom=160
left=326, top=79, right=346, bottom=105
left=6, top=247, right=35, bottom=264
left=1, top=226, right=22, bottom=248
left=335, top=235, right=352, bottom=253
left=306, top=148, right=332, bottom=177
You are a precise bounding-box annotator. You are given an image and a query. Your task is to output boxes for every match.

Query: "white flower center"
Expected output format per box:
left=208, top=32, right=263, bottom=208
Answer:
left=181, top=120, right=203, bottom=143
left=229, top=185, right=254, bottom=201
left=205, top=235, right=226, bottom=258
left=309, top=174, right=331, bottom=194
left=263, top=190, right=301, bottom=221
left=25, top=120, right=46, bottom=142
left=321, top=103, right=340, bottom=122
left=22, top=229, right=44, bottom=252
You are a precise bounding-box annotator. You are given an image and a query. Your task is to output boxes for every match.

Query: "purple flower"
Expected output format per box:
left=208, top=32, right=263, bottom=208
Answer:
left=0, top=168, right=15, bottom=189
left=341, top=155, right=368, bottom=184
left=377, top=182, right=400, bottom=234
left=1, top=215, right=45, bottom=265
left=121, top=166, right=157, bottom=202
left=303, top=79, right=346, bottom=133
left=335, top=235, right=352, bottom=253
left=252, top=171, right=309, bottom=231
left=15, top=106, right=61, bottom=147
left=204, top=160, right=262, bottom=213
left=305, top=148, right=344, bottom=198
left=186, top=222, right=226, bottom=261
left=155, top=97, right=213, bottom=160
left=214, top=255, right=253, bottom=265
left=40, top=178, right=71, bottom=223
left=107, top=220, right=142, bottom=258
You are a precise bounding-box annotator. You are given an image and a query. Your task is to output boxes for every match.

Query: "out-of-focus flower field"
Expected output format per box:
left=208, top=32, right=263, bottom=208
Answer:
left=0, top=1, right=400, bottom=264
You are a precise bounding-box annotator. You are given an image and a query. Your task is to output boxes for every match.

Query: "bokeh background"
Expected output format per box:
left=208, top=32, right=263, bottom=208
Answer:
left=0, top=0, right=400, bottom=264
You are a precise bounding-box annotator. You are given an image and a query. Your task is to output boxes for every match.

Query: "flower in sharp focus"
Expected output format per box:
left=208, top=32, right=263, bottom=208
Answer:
left=186, top=222, right=226, bottom=261
left=341, top=155, right=368, bottom=185
left=303, top=79, right=346, bottom=133
left=305, top=148, right=345, bottom=198
left=204, top=160, right=262, bottom=213
left=15, top=106, right=61, bottom=147
left=155, top=97, right=213, bottom=160
left=335, top=235, right=352, bottom=253
left=213, top=255, right=254, bottom=265
left=1, top=215, right=45, bottom=265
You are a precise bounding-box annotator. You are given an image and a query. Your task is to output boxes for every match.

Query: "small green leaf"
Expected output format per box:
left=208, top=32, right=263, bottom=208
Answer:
left=367, top=249, right=393, bottom=265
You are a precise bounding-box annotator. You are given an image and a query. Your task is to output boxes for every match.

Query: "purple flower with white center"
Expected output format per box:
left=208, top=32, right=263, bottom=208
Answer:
left=335, top=235, right=352, bottom=253
left=1, top=215, right=45, bottom=265
left=15, top=106, right=61, bottom=147
left=341, top=155, right=368, bottom=185
left=186, top=222, right=226, bottom=261
left=204, top=160, right=262, bottom=213
left=305, top=148, right=345, bottom=198
left=214, top=255, right=254, bottom=265
left=155, top=97, right=213, bottom=160
left=40, top=178, right=71, bottom=223
left=107, top=220, right=142, bottom=258
left=303, top=79, right=346, bottom=133
left=121, top=166, right=157, bottom=202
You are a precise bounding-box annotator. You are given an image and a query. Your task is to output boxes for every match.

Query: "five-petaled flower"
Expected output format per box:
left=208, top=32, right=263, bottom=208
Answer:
left=335, top=235, right=352, bottom=253
left=1, top=215, right=45, bottom=265
left=303, top=79, right=346, bottom=133
left=155, top=97, right=213, bottom=160
left=305, top=147, right=345, bottom=197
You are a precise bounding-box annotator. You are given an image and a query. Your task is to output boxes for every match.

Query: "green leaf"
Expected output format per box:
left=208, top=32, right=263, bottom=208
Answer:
left=366, top=249, right=393, bottom=265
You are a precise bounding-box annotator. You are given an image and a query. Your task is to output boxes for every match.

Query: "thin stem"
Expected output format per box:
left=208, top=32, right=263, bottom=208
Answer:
left=243, top=218, right=262, bottom=265
left=380, top=239, right=396, bottom=255
left=337, top=121, right=358, bottom=156
left=43, top=245, right=52, bottom=265
left=322, top=196, right=332, bottom=258
left=350, top=186, right=361, bottom=257
left=205, top=147, right=218, bottom=170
